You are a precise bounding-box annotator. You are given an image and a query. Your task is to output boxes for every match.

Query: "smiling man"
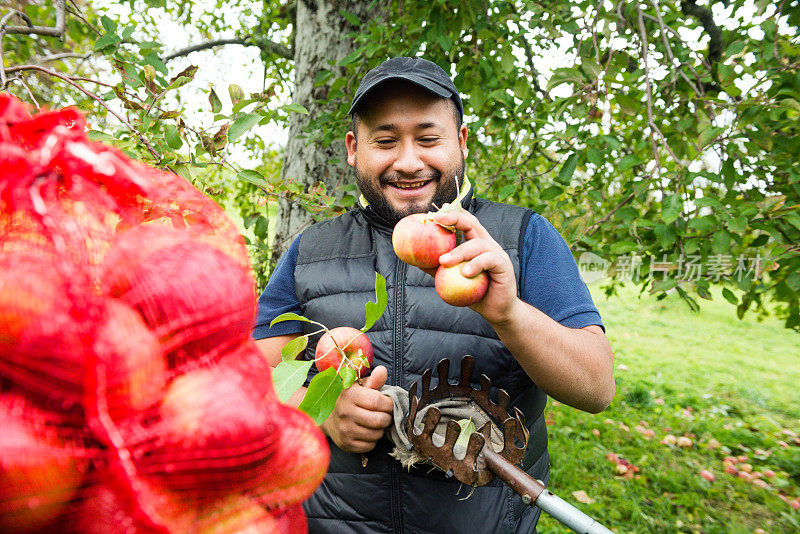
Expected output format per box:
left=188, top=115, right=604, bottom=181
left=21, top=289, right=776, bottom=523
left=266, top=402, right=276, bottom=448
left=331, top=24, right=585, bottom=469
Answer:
left=253, top=57, right=615, bottom=533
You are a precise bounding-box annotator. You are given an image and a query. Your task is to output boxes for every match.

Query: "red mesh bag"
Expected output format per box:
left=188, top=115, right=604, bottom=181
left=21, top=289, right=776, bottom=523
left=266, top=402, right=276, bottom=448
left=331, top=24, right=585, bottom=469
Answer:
left=0, top=93, right=329, bottom=533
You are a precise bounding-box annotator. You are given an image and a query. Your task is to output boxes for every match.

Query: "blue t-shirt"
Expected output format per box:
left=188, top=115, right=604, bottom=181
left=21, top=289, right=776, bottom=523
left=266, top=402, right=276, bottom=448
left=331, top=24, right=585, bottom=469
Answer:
left=253, top=212, right=603, bottom=338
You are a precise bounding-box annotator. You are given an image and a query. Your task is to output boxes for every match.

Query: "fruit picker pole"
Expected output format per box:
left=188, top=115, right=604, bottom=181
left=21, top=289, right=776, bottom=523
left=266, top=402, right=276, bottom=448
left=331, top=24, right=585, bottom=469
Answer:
left=481, top=446, right=615, bottom=534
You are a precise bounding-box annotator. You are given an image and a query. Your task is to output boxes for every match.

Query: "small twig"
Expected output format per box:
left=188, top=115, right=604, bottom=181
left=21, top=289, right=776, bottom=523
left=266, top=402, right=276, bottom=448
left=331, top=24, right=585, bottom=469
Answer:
left=162, top=36, right=292, bottom=62
left=591, top=0, right=603, bottom=63
left=3, top=0, right=66, bottom=36
left=10, top=64, right=160, bottom=160
left=65, top=3, right=101, bottom=36
left=647, top=0, right=702, bottom=96
left=7, top=76, right=40, bottom=108
left=39, top=51, right=92, bottom=63
left=583, top=191, right=637, bottom=239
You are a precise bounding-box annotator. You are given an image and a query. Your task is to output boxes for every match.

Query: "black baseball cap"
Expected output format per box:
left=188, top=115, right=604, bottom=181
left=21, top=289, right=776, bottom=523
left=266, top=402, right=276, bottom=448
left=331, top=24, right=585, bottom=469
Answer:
left=348, top=57, right=463, bottom=120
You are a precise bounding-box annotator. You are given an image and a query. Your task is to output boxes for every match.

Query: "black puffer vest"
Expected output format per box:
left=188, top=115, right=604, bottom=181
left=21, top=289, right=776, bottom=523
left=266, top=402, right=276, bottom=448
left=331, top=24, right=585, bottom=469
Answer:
left=294, top=193, right=549, bottom=534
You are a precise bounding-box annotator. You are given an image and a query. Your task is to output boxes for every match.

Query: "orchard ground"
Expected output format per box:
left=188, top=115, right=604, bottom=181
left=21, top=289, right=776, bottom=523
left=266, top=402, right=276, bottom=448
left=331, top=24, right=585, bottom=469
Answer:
left=538, top=284, right=800, bottom=534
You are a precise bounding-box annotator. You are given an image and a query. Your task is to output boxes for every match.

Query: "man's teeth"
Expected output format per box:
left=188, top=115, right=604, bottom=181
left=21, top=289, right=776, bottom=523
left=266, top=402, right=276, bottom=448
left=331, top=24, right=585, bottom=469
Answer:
left=393, top=181, right=429, bottom=189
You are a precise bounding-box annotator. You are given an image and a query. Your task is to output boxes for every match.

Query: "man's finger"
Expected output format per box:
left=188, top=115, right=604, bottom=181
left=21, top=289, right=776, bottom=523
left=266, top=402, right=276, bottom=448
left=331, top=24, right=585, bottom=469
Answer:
left=434, top=210, right=489, bottom=241
left=364, top=365, right=387, bottom=390
left=438, top=238, right=493, bottom=267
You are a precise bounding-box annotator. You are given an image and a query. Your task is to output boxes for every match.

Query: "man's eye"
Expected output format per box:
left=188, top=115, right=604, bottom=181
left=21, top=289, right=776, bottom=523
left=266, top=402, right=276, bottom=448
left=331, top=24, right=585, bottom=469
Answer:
left=376, top=139, right=395, bottom=145
left=419, top=137, right=438, bottom=144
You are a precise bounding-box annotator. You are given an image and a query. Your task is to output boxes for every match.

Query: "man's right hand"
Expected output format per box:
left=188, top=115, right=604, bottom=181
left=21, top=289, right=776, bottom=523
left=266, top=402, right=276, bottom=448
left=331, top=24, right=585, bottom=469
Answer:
left=320, top=365, right=394, bottom=453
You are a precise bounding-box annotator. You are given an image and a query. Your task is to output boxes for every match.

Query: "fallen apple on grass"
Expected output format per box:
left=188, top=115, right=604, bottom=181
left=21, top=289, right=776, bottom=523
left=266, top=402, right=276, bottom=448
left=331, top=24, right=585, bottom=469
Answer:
left=434, top=262, right=489, bottom=307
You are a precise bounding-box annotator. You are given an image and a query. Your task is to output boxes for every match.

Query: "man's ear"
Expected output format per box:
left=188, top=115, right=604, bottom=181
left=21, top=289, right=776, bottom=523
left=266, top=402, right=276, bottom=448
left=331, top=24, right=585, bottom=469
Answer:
left=459, top=124, right=469, bottom=160
left=345, top=131, right=357, bottom=167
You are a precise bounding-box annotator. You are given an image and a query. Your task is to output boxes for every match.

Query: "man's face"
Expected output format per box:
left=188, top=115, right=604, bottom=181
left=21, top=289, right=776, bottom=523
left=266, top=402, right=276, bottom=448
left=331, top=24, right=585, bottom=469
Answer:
left=345, top=83, right=468, bottom=226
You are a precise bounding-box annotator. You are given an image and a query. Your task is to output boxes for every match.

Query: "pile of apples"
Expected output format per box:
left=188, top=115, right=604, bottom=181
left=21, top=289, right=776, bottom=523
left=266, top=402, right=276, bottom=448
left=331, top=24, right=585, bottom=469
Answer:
left=0, top=94, right=328, bottom=533
left=392, top=211, right=488, bottom=306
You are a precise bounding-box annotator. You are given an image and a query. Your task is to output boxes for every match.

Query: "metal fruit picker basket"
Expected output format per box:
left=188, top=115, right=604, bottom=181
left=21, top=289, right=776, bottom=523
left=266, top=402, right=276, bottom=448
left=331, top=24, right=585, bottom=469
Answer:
left=404, top=356, right=614, bottom=534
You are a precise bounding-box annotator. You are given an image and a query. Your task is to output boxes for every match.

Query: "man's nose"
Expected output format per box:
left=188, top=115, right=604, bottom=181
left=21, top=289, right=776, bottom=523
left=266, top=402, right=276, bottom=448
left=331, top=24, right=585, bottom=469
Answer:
left=392, top=141, right=425, bottom=175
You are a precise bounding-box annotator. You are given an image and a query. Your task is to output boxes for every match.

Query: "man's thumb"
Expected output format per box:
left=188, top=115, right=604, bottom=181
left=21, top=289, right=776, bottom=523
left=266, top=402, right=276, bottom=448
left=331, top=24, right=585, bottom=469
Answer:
left=364, top=365, right=388, bottom=390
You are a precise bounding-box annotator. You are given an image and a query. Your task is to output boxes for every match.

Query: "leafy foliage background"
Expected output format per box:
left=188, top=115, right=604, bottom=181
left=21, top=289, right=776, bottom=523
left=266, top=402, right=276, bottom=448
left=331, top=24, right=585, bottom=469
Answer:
left=2, top=0, right=799, bottom=331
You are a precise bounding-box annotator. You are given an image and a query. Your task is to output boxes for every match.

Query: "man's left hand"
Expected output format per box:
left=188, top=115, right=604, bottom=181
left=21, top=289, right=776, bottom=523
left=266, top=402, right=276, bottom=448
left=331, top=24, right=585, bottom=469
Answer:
left=434, top=210, right=521, bottom=326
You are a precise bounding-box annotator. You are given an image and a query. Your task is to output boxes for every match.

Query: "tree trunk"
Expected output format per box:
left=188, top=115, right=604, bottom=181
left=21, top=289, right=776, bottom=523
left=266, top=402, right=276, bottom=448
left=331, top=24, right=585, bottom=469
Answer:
left=273, top=0, right=376, bottom=261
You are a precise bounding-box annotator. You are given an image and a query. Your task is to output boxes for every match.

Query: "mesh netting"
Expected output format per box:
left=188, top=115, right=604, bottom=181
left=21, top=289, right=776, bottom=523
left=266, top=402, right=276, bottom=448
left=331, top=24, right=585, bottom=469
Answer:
left=0, top=93, right=328, bottom=533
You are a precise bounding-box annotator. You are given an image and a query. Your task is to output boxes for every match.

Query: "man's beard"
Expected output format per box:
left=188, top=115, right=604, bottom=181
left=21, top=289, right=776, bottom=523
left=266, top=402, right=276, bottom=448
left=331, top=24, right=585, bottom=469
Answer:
left=355, top=154, right=465, bottom=227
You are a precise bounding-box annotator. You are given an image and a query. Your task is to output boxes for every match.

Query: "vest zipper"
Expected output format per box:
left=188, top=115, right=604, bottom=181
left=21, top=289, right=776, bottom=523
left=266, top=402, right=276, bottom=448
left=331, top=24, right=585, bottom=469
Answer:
left=390, top=259, right=406, bottom=534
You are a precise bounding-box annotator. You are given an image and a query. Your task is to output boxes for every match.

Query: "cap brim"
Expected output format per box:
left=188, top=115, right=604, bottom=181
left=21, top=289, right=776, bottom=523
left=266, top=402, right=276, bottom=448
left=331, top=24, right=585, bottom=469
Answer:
left=348, top=74, right=452, bottom=115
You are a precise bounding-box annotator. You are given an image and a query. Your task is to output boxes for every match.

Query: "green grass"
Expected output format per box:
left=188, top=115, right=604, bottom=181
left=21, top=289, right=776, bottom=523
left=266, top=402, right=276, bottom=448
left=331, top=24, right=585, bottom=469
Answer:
left=536, top=285, right=800, bottom=534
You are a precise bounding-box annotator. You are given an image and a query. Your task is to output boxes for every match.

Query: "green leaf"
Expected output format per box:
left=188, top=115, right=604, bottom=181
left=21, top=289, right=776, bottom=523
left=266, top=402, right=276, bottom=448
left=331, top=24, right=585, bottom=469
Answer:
left=270, top=312, right=314, bottom=328
left=557, top=153, right=578, bottom=184
left=164, top=124, right=182, bottom=149
left=100, top=15, right=117, bottom=33
left=94, top=32, right=121, bottom=51
left=142, top=53, right=168, bottom=76
left=238, top=169, right=268, bottom=187
left=314, top=70, right=334, bottom=87
left=338, top=9, right=360, bottom=26
left=497, top=184, right=516, bottom=199
left=209, top=87, right=222, bottom=114
left=784, top=212, right=800, bottom=232
left=280, top=103, right=309, bottom=115
left=87, top=130, right=118, bottom=142
left=338, top=46, right=368, bottom=66
left=363, top=272, right=387, bottom=332
left=786, top=271, right=800, bottom=292
left=281, top=335, right=309, bottom=362
left=650, top=278, right=678, bottom=293
left=298, top=368, right=343, bottom=425
left=272, top=360, right=314, bottom=402
left=654, top=223, right=675, bottom=249
left=228, top=84, right=245, bottom=105
left=229, top=113, right=263, bottom=142
left=167, top=65, right=198, bottom=90
left=601, top=135, right=622, bottom=150
left=726, top=215, right=748, bottom=234
left=698, top=126, right=725, bottom=148
left=722, top=287, right=738, bottom=305
left=615, top=93, right=638, bottom=116
left=338, top=366, right=358, bottom=390
left=172, top=164, right=191, bottom=182
left=661, top=195, right=683, bottom=224
left=540, top=185, right=563, bottom=200
left=609, top=241, right=638, bottom=254
left=618, top=154, right=642, bottom=172
left=547, top=67, right=582, bottom=90
left=580, top=57, right=602, bottom=80
left=455, top=418, right=477, bottom=449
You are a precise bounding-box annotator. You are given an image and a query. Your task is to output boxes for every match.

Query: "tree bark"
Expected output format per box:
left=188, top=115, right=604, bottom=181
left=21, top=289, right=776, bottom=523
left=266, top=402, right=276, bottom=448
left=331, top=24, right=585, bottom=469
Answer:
left=272, top=0, right=377, bottom=261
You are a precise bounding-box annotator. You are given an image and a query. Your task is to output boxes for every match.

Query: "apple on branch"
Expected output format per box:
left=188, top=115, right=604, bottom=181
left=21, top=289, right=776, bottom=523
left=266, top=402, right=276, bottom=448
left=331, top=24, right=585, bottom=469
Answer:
left=314, top=326, right=373, bottom=379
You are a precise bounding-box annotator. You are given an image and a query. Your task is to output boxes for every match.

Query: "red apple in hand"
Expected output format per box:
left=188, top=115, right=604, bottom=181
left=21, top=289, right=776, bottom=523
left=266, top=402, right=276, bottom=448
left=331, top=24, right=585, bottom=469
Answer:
left=314, top=326, right=373, bottom=378
left=392, top=213, right=456, bottom=269
left=435, top=262, right=489, bottom=307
